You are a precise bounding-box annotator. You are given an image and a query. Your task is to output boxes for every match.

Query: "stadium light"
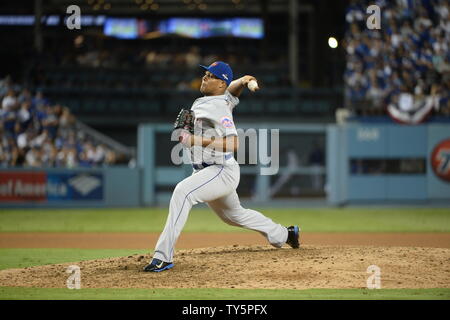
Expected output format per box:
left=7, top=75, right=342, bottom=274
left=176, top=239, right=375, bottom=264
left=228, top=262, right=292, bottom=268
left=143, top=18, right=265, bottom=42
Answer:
left=328, top=37, right=338, bottom=49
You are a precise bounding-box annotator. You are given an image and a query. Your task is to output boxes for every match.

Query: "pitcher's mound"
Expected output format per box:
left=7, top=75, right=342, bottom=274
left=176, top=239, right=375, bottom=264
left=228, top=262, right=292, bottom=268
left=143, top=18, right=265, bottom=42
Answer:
left=0, top=245, right=449, bottom=289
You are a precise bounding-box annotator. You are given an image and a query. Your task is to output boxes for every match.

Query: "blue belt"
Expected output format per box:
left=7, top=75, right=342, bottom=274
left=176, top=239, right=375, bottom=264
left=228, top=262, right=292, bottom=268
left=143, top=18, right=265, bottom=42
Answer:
left=193, top=154, right=233, bottom=170
left=192, top=162, right=213, bottom=170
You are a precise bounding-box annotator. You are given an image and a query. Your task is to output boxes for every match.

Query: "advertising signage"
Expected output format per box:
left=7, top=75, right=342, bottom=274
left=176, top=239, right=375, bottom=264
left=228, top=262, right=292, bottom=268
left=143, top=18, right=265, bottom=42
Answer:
left=0, top=171, right=103, bottom=202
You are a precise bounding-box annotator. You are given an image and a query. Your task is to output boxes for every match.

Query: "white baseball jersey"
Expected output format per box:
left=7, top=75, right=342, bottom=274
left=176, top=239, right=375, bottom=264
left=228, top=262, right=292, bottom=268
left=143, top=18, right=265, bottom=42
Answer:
left=189, top=90, right=239, bottom=166
left=152, top=90, right=288, bottom=263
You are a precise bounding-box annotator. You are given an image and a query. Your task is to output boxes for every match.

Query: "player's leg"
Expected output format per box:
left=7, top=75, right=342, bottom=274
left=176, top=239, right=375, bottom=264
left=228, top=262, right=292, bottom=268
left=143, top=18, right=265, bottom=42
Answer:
left=207, top=191, right=289, bottom=248
left=151, top=165, right=235, bottom=264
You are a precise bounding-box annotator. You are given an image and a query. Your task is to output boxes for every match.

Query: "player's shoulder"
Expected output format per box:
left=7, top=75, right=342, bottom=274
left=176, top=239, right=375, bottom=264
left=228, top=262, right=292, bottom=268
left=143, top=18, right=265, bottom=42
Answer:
left=225, top=90, right=239, bottom=105
left=193, top=91, right=238, bottom=106
left=199, top=96, right=228, bottom=106
left=192, top=100, right=229, bottom=115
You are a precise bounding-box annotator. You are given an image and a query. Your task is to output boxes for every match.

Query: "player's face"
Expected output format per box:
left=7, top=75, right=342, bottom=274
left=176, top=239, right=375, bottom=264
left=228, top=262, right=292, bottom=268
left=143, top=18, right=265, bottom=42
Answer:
left=200, top=71, right=225, bottom=95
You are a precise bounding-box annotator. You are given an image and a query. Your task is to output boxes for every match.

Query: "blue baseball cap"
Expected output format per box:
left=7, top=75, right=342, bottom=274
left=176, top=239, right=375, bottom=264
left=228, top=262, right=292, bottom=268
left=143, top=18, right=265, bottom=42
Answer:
left=199, top=61, right=233, bottom=86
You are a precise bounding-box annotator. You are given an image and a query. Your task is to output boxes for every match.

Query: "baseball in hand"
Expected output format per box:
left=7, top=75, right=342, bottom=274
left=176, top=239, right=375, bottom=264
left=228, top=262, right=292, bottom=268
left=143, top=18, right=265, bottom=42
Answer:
left=247, top=80, right=259, bottom=92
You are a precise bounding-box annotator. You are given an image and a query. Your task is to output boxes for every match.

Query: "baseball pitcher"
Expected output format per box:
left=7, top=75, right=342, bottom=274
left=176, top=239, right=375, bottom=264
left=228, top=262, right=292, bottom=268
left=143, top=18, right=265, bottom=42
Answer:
left=144, top=61, right=300, bottom=272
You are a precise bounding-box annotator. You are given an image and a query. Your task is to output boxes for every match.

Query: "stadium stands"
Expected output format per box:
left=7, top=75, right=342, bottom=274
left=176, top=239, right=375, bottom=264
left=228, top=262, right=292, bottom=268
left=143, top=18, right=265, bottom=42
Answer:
left=34, top=65, right=340, bottom=118
left=0, top=76, right=130, bottom=168
left=344, top=0, right=450, bottom=120
left=24, top=40, right=340, bottom=120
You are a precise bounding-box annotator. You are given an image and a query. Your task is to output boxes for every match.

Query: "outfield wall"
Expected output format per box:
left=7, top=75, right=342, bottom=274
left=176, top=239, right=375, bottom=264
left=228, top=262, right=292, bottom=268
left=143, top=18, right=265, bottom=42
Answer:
left=327, top=124, right=450, bottom=205
left=0, top=167, right=141, bottom=208
left=1, top=123, right=449, bottom=208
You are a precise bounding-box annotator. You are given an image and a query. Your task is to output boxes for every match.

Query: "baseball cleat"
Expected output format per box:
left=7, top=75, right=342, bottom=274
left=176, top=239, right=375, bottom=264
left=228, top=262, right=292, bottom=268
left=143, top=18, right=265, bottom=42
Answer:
left=286, top=225, right=300, bottom=249
left=143, top=259, right=174, bottom=272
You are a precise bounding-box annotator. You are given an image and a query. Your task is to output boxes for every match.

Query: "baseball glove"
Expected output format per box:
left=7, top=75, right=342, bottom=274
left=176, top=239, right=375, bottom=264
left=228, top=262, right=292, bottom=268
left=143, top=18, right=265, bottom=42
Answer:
left=173, top=109, right=195, bottom=134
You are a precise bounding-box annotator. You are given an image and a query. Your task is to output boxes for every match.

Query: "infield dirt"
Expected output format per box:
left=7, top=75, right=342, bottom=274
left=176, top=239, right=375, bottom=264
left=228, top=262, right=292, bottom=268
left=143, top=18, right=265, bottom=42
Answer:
left=1, top=232, right=450, bottom=249
left=1, top=244, right=449, bottom=290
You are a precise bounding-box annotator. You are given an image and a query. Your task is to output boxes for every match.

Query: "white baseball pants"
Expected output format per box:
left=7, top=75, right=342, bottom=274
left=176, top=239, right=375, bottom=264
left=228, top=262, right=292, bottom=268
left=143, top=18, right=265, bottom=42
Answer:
left=152, top=163, right=288, bottom=262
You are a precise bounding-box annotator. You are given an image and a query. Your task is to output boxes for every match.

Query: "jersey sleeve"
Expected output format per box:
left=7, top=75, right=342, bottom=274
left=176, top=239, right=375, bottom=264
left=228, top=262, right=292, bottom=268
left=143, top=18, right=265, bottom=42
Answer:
left=217, top=109, right=238, bottom=137
left=192, top=104, right=212, bottom=120
left=225, top=90, right=239, bottom=109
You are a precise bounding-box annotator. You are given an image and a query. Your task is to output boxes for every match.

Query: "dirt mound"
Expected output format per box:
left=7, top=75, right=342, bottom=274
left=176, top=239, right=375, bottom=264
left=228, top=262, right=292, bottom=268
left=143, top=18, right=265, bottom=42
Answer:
left=1, top=245, right=449, bottom=290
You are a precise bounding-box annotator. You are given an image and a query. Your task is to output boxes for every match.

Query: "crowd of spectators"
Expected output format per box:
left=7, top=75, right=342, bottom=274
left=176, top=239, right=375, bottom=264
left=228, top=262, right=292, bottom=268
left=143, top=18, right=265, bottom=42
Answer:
left=43, top=36, right=280, bottom=71
left=344, top=0, right=450, bottom=118
left=30, top=37, right=291, bottom=93
left=70, top=44, right=228, bottom=70
left=0, top=75, right=121, bottom=168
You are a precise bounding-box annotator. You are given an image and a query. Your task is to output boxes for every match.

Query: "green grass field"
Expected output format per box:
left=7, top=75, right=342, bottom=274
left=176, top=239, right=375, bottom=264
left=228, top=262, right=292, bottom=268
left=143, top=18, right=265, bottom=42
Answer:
left=1, top=207, right=449, bottom=232
left=1, top=208, right=449, bottom=300
left=1, top=287, right=449, bottom=300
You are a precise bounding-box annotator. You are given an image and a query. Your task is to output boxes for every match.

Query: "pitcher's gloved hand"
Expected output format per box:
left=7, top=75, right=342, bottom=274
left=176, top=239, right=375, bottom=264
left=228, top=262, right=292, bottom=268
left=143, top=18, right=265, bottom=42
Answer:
left=173, top=109, right=195, bottom=134
left=173, top=109, right=195, bottom=147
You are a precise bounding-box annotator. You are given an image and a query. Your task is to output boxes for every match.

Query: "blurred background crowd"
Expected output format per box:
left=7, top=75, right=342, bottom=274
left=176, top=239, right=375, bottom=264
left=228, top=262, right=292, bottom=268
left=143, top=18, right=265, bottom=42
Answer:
left=0, top=75, right=123, bottom=168
left=44, top=39, right=281, bottom=71
left=344, top=0, right=450, bottom=117
left=32, top=41, right=291, bottom=92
